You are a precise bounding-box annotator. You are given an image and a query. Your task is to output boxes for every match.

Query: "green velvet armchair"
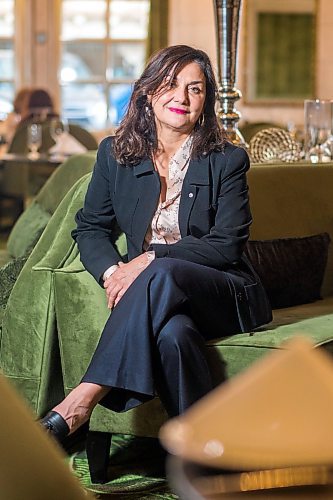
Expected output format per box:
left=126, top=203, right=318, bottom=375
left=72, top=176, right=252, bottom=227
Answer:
left=1, top=163, right=333, bottom=484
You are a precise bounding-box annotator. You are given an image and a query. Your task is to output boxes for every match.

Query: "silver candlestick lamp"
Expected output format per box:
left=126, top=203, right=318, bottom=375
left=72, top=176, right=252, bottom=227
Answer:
left=213, top=0, right=246, bottom=146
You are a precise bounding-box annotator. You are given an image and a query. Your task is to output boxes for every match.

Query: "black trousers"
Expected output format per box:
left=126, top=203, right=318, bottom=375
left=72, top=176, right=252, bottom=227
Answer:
left=82, top=258, right=246, bottom=417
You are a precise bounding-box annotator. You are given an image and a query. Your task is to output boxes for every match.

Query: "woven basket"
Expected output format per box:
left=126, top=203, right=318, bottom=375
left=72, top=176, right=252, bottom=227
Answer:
left=249, top=127, right=301, bottom=163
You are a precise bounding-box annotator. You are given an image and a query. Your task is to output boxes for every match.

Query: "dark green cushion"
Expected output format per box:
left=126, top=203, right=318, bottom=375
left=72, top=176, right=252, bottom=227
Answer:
left=7, top=201, right=51, bottom=259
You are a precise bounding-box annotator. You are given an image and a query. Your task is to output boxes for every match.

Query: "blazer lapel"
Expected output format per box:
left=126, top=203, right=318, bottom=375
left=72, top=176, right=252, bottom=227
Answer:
left=133, top=158, right=161, bottom=247
left=179, top=154, right=210, bottom=236
left=133, top=158, right=155, bottom=176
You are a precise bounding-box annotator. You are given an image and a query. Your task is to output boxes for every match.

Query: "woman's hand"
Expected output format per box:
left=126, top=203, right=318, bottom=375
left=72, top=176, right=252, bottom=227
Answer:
left=103, top=253, right=153, bottom=308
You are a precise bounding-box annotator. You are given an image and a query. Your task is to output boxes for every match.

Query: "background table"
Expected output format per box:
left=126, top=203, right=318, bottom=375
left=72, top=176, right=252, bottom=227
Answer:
left=0, top=153, right=66, bottom=229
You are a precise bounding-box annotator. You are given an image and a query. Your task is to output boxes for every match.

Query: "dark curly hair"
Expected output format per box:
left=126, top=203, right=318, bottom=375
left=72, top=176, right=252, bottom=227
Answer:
left=113, top=45, right=226, bottom=165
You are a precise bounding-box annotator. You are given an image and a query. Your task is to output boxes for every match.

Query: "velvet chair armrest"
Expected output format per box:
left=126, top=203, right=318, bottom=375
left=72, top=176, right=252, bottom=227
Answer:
left=0, top=174, right=94, bottom=416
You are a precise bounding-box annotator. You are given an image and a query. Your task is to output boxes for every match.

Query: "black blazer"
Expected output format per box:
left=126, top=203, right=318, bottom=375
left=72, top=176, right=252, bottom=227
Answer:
left=72, top=136, right=272, bottom=331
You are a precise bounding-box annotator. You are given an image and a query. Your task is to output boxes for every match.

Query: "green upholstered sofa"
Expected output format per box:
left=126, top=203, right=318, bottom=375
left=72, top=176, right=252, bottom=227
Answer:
left=0, top=151, right=97, bottom=327
left=1, top=161, right=333, bottom=483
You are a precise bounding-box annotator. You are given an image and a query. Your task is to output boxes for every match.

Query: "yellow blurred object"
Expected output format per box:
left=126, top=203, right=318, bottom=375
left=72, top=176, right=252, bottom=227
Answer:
left=0, top=373, right=93, bottom=500
left=160, top=337, right=333, bottom=471
left=166, top=456, right=333, bottom=498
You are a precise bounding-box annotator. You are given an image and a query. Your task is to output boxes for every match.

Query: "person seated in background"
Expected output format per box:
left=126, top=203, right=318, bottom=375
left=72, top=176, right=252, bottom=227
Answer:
left=1, top=87, right=31, bottom=144
left=7, top=87, right=98, bottom=154
left=19, top=88, right=58, bottom=126
left=5, top=88, right=60, bottom=155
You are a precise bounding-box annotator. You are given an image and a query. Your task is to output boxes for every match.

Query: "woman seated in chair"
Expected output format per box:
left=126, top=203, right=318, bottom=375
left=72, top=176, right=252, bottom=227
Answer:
left=19, top=88, right=58, bottom=125
left=41, top=45, right=272, bottom=439
left=7, top=88, right=59, bottom=154
left=8, top=88, right=97, bottom=153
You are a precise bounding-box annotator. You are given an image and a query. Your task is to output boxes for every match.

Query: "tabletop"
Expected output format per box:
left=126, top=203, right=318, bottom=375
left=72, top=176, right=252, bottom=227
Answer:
left=0, top=152, right=67, bottom=167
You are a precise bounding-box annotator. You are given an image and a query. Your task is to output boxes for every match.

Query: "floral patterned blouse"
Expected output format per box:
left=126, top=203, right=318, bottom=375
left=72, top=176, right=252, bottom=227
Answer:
left=144, top=135, right=193, bottom=248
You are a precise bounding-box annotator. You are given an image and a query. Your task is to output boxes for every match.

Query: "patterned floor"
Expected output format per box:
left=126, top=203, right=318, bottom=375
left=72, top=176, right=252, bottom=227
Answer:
left=70, top=434, right=178, bottom=499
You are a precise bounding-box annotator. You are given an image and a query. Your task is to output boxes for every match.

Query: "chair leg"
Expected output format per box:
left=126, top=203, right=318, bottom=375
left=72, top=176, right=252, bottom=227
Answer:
left=86, top=430, right=112, bottom=484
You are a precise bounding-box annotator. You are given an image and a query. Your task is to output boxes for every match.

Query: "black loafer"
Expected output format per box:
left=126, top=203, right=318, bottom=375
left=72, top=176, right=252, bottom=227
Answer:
left=40, top=410, right=70, bottom=443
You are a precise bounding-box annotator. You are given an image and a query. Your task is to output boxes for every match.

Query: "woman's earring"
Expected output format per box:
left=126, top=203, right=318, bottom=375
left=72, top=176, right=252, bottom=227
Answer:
left=198, top=114, right=204, bottom=127
left=145, top=103, right=152, bottom=116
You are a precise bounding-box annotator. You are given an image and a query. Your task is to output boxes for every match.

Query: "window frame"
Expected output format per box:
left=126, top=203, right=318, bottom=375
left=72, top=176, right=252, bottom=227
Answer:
left=59, top=0, right=149, bottom=130
left=0, top=0, right=16, bottom=114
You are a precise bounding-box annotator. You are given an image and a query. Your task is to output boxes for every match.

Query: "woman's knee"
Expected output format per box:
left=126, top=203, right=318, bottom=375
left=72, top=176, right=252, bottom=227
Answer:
left=157, top=314, right=199, bottom=351
left=143, top=258, right=183, bottom=295
left=148, top=257, right=180, bottom=279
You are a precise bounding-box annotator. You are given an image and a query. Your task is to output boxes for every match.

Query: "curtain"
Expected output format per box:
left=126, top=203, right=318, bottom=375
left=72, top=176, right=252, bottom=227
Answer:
left=146, top=0, right=169, bottom=61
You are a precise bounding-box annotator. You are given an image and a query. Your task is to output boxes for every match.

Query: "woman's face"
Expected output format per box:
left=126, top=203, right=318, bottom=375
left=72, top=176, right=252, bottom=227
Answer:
left=151, top=61, right=206, bottom=136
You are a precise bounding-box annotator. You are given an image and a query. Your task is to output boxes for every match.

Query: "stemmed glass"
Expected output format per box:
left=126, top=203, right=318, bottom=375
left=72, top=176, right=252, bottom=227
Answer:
left=50, top=118, right=69, bottom=145
left=307, top=127, right=332, bottom=163
left=27, top=123, right=42, bottom=159
left=304, top=100, right=333, bottom=163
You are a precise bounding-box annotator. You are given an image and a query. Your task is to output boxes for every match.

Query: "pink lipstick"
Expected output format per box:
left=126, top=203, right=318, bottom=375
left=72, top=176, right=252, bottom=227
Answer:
left=168, top=107, right=189, bottom=115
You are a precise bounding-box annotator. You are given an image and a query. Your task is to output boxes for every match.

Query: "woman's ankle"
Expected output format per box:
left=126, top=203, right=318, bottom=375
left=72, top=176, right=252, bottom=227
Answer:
left=78, top=382, right=110, bottom=407
left=52, top=383, right=110, bottom=434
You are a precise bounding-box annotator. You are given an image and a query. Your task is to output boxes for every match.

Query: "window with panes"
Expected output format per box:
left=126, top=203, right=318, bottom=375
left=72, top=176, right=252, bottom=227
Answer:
left=0, top=0, right=15, bottom=120
left=60, top=0, right=149, bottom=130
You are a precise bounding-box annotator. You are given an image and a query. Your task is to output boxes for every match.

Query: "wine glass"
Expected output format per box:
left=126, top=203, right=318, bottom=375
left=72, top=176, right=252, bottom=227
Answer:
left=27, top=123, right=42, bottom=159
left=50, top=118, right=69, bottom=145
left=304, top=100, right=332, bottom=163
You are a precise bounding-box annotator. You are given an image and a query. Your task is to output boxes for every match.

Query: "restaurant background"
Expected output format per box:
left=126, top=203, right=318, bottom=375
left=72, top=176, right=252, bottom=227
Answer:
left=1, top=0, right=332, bottom=138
